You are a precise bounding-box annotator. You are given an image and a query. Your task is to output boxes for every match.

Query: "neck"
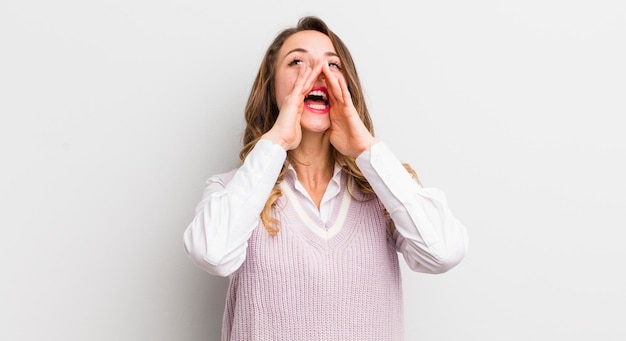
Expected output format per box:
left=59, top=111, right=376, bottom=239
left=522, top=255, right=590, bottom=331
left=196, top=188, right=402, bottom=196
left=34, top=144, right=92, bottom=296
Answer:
left=289, top=132, right=335, bottom=209
left=291, top=131, right=333, bottom=171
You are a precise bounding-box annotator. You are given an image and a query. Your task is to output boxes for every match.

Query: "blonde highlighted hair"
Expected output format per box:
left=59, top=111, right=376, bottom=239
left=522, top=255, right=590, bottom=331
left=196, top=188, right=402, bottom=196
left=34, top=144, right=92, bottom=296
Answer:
left=239, top=16, right=419, bottom=235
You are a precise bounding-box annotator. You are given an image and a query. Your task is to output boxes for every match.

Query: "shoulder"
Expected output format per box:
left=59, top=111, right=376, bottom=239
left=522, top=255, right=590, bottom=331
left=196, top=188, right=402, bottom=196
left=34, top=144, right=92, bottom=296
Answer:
left=206, top=168, right=239, bottom=187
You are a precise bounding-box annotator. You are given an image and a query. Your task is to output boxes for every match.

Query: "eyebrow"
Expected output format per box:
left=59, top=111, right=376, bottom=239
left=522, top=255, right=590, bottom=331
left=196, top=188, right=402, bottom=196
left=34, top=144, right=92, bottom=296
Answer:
left=281, top=48, right=339, bottom=62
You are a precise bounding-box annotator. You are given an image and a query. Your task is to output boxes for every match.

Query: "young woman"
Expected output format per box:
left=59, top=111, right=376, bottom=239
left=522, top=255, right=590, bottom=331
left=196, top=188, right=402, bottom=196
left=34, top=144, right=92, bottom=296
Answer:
left=184, top=16, right=468, bottom=340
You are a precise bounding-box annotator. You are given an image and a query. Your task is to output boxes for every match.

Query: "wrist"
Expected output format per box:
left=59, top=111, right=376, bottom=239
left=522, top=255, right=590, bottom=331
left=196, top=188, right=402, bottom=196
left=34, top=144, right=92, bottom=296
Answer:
left=352, top=136, right=378, bottom=158
left=261, top=131, right=290, bottom=151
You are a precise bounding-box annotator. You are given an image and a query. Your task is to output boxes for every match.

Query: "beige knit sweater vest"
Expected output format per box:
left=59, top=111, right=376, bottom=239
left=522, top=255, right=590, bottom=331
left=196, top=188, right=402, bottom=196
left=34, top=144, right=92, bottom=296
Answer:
left=221, top=172, right=404, bottom=340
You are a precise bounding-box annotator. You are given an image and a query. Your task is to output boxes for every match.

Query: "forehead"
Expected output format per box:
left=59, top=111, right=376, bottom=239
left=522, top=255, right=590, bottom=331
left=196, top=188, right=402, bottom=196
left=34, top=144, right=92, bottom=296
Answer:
left=279, top=30, right=336, bottom=56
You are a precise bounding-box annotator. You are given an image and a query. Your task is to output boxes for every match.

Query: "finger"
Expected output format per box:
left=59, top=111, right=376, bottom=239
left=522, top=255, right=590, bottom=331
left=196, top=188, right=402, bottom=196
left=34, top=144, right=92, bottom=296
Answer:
left=293, top=64, right=312, bottom=91
left=336, top=73, right=353, bottom=104
left=301, top=60, right=324, bottom=95
left=322, top=63, right=344, bottom=103
left=284, top=65, right=313, bottom=109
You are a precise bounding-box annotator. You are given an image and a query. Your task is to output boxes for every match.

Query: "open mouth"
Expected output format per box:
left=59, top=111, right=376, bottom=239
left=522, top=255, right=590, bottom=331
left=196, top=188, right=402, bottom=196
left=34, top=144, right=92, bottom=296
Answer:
left=304, top=88, right=329, bottom=112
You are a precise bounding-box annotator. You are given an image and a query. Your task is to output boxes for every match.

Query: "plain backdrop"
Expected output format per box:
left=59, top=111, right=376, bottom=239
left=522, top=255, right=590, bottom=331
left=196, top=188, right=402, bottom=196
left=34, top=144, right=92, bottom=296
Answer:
left=1, top=0, right=625, bottom=340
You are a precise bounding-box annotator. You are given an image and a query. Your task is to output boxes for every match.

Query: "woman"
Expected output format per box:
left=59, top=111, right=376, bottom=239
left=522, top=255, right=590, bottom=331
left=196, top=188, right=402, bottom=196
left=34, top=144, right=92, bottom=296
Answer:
left=184, top=16, right=468, bottom=340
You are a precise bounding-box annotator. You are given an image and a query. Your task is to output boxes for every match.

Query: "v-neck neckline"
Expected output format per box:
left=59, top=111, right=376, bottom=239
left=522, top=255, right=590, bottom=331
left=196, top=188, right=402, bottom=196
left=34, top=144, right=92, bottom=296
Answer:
left=279, top=172, right=354, bottom=244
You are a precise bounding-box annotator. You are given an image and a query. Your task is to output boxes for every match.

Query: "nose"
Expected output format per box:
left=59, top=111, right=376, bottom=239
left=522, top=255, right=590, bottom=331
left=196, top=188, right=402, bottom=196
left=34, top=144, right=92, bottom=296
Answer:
left=311, top=60, right=325, bottom=81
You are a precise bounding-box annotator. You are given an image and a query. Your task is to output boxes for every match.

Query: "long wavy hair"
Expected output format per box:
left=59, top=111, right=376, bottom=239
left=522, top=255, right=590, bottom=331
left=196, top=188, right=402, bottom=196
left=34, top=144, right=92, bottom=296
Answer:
left=239, top=16, right=418, bottom=235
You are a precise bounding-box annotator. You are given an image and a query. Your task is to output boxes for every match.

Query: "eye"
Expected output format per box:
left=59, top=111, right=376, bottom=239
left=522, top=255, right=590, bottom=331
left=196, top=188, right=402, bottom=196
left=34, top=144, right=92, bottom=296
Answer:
left=288, top=58, right=303, bottom=66
left=328, top=61, right=342, bottom=69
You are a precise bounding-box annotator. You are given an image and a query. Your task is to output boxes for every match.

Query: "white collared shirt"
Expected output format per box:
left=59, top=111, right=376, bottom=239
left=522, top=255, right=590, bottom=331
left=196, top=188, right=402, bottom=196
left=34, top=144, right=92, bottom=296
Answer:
left=286, top=162, right=342, bottom=223
left=183, top=139, right=469, bottom=277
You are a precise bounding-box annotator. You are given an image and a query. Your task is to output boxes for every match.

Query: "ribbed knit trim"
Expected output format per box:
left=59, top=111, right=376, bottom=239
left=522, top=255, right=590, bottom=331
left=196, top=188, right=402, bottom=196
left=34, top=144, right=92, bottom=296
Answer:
left=279, top=177, right=352, bottom=240
left=221, top=170, right=404, bottom=340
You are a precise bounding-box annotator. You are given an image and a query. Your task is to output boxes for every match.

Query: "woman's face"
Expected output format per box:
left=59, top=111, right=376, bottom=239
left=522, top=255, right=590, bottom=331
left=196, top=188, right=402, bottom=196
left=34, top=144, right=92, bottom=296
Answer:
left=274, top=30, right=343, bottom=133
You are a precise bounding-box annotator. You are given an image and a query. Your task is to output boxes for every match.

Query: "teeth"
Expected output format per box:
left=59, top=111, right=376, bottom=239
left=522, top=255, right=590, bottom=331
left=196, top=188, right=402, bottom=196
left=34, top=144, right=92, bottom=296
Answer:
left=308, top=104, right=327, bottom=110
left=307, top=90, right=327, bottom=100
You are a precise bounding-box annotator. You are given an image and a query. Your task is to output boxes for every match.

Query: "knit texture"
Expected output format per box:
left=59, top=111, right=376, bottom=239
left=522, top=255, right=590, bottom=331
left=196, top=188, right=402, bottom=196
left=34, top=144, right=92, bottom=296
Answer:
left=221, top=172, right=404, bottom=340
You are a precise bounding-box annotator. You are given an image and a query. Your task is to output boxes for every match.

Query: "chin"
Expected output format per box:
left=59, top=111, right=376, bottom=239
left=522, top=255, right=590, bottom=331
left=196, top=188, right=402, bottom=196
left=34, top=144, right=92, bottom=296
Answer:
left=301, top=116, right=330, bottom=133
left=302, top=125, right=331, bottom=134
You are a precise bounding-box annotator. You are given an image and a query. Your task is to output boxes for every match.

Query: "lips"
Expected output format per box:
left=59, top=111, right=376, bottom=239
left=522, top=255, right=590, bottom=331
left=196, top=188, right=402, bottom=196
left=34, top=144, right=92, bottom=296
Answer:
left=304, top=87, right=329, bottom=113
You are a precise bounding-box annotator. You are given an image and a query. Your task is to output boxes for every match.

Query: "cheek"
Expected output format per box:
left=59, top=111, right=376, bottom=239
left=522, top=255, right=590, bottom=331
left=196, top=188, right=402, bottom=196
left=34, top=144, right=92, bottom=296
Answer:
left=330, top=68, right=344, bottom=79
left=274, top=72, right=298, bottom=109
left=275, top=84, right=287, bottom=107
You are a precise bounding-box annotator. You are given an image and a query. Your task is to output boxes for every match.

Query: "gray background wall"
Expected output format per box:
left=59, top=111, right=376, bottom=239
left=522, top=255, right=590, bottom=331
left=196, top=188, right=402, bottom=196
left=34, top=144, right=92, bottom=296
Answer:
left=1, top=0, right=625, bottom=340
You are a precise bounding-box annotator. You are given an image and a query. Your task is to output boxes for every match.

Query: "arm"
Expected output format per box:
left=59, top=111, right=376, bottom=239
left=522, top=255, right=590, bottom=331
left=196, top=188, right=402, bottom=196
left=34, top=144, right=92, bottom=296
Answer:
left=184, top=61, right=323, bottom=276
left=356, top=142, right=469, bottom=274
left=183, top=139, right=286, bottom=277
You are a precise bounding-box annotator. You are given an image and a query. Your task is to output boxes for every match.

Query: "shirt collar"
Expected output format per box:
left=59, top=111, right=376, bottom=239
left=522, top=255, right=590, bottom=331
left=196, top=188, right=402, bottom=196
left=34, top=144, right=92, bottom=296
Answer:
left=285, top=162, right=343, bottom=204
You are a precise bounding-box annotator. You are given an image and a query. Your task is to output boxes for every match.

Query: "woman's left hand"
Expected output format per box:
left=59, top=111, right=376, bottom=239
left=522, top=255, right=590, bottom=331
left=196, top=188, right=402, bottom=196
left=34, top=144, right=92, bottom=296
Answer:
left=322, top=63, right=378, bottom=158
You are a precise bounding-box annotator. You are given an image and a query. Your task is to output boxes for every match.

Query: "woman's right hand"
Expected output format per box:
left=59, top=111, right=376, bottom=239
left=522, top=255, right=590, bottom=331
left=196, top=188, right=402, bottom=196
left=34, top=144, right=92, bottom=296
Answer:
left=261, top=63, right=320, bottom=151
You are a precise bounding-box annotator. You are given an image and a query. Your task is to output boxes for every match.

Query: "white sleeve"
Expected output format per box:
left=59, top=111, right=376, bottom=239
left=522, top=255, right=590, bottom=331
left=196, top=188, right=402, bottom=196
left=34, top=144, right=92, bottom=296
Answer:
left=183, top=139, right=286, bottom=277
left=355, top=142, right=469, bottom=274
